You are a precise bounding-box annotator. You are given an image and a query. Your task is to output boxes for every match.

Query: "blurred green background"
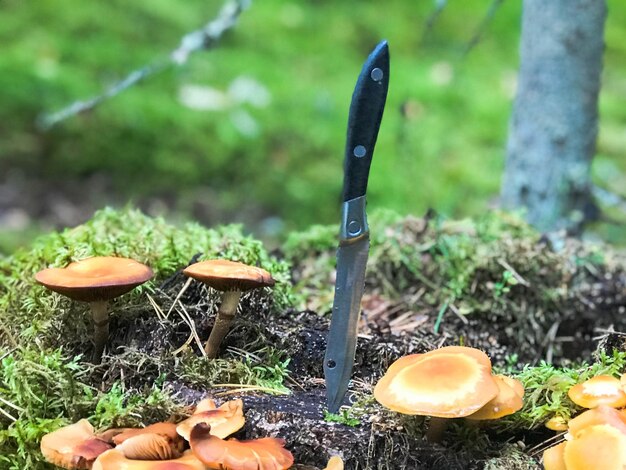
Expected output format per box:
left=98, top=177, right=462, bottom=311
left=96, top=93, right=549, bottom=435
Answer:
left=1, top=0, right=625, bottom=255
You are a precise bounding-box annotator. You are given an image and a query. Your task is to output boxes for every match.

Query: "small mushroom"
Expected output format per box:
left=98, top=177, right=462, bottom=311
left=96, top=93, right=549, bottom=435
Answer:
left=177, top=398, right=245, bottom=441
left=374, top=346, right=499, bottom=441
left=40, top=419, right=112, bottom=469
left=465, top=375, right=524, bottom=421
left=35, top=256, right=153, bottom=363
left=92, top=449, right=205, bottom=470
left=563, top=424, right=626, bottom=469
left=542, top=441, right=566, bottom=470
left=567, top=405, right=626, bottom=438
left=567, top=375, right=626, bottom=409
left=112, top=422, right=182, bottom=448
left=545, top=416, right=569, bottom=432
left=183, top=259, right=275, bottom=358
left=324, top=456, right=344, bottom=470
left=116, top=433, right=183, bottom=460
left=189, top=422, right=293, bottom=470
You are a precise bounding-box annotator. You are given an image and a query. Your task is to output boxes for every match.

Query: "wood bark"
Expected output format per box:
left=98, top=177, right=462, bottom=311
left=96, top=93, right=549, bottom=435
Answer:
left=501, top=0, right=607, bottom=233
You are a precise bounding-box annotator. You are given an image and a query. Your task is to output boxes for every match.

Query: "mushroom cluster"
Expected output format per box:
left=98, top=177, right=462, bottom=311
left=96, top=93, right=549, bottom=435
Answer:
left=542, top=372, right=626, bottom=469
left=373, top=346, right=524, bottom=441
left=40, top=397, right=295, bottom=470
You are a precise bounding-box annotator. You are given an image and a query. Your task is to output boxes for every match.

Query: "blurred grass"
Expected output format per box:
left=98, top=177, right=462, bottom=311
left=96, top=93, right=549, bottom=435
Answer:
left=0, top=0, right=625, bottom=254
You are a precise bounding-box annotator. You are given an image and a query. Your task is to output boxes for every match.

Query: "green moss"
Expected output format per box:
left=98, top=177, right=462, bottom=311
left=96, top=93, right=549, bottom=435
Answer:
left=498, top=350, right=626, bottom=431
left=285, top=209, right=574, bottom=318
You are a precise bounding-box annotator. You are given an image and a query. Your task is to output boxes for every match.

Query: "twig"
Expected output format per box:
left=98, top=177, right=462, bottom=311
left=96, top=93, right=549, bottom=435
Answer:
left=462, top=0, right=506, bottom=56
left=420, top=0, right=449, bottom=45
left=38, top=0, right=251, bottom=130
left=496, top=258, right=530, bottom=287
left=592, top=184, right=626, bottom=214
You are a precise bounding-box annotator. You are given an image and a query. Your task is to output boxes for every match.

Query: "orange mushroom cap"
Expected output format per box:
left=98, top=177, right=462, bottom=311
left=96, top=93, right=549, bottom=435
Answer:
left=567, top=375, right=626, bottom=409
left=374, top=346, right=499, bottom=417
left=465, top=375, right=524, bottom=420
left=542, top=441, right=566, bottom=470
left=183, top=260, right=275, bottom=292
left=116, top=433, right=184, bottom=461
left=112, top=422, right=180, bottom=446
left=324, top=456, right=344, bottom=470
left=567, top=405, right=626, bottom=438
left=177, top=399, right=245, bottom=441
left=92, top=449, right=206, bottom=470
left=545, top=416, right=568, bottom=432
left=35, top=256, right=153, bottom=302
left=563, top=424, right=626, bottom=470
left=194, top=398, right=217, bottom=413
left=189, top=423, right=294, bottom=470
left=40, top=419, right=112, bottom=469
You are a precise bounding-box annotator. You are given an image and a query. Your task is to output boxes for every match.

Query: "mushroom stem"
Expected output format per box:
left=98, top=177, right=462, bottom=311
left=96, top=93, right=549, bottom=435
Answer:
left=425, top=417, right=448, bottom=443
left=90, top=300, right=109, bottom=364
left=204, top=290, right=242, bottom=358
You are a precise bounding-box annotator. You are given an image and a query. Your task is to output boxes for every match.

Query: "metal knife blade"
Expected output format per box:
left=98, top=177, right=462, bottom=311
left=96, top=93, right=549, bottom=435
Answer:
left=324, top=40, right=389, bottom=413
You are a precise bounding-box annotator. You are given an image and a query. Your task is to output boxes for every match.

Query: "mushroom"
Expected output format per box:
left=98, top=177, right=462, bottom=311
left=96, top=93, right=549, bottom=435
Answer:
left=567, top=374, right=626, bottom=409
left=564, top=424, right=626, bottom=469
left=189, top=422, right=294, bottom=470
left=542, top=441, right=566, bottom=470
left=40, top=419, right=112, bottom=469
left=324, top=456, right=344, bottom=470
left=35, top=256, right=153, bottom=363
left=542, top=405, right=626, bottom=470
left=465, top=375, right=524, bottom=421
left=116, top=433, right=184, bottom=460
left=545, top=416, right=569, bottom=432
left=183, top=259, right=275, bottom=358
left=373, top=346, right=499, bottom=441
left=566, top=405, right=626, bottom=438
left=176, top=398, right=245, bottom=440
left=92, top=449, right=206, bottom=470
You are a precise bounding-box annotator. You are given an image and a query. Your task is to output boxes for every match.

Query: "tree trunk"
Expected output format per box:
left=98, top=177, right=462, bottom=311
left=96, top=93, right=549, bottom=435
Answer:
left=501, top=0, right=606, bottom=233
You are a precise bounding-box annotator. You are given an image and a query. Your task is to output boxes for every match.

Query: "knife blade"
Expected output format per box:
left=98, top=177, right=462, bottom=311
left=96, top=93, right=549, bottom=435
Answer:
left=324, top=40, right=389, bottom=413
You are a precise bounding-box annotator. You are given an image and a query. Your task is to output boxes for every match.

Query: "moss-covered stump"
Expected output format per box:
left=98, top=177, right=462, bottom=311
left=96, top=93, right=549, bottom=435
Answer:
left=1, top=207, right=626, bottom=468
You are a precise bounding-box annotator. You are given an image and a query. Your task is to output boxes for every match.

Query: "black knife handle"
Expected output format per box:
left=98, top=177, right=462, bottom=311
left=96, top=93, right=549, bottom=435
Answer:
left=342, top=40, right=390, bottom=202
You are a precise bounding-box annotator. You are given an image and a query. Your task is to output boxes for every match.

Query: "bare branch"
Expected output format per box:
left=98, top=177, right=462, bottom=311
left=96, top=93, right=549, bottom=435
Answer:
left=38, top=0, right=251, bottom=130
left=420, top=0, right=449, bottom=45
left=462, top=0, right=506, bottom=56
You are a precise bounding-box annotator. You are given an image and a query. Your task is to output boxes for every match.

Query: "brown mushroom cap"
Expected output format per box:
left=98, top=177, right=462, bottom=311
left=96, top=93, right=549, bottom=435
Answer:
left=40, top=419, right=112, bottom=469
left=183, top=260, right=275, bottom=292
left=374, top=346, right=499, bottom=417
left=35, top=256, right=153, bottom=302
left=567, top=375, right=626, bottom=409
left=92, top=449, right=206, bottom=470
left=563, top=424, right=626, bottom=470
left=189, top=423, right=293, bottom=470
left=177, top=399, right=245, bottom=441
left=465, top=375, right=524, bottom=420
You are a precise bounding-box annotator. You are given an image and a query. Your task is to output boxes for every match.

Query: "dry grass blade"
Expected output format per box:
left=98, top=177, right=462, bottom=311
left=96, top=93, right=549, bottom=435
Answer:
left=146, top=294, right=166, bottom=322
left=166, top=277, right=193, bottom=319
left=214, top=386, right=290, bottom=396
left=527, top=433, right=566, bottom=458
